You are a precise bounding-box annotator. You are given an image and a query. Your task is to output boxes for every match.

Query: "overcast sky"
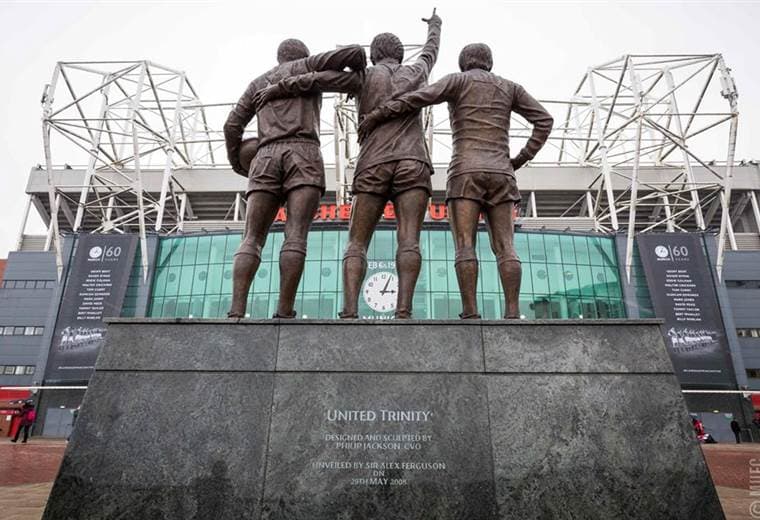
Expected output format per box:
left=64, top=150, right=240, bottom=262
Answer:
left=0, top=0, right=758, bottom=257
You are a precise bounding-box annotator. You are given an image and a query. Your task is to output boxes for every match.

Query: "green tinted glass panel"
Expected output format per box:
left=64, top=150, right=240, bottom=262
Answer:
left=574, top=236, right=591, bottom=265
left=527, top=233, right=546, bottom=262
left=182, top=237, right=198, bottom=265
left=210, top=235, right=227, bottom=263
left=544, top=234, right=561, bottom=264
left=147, top=230, right=627, bottom=320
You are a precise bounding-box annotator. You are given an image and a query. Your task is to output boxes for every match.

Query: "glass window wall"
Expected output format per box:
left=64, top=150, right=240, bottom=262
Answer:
left=145, top=229, right=627, bottom=320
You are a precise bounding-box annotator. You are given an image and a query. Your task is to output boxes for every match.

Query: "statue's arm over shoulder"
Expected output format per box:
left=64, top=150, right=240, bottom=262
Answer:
left=280, top=70, right=363, bottom=96
left=359, top=73, right=462, bottom=142
left=511, top=84, right=554, bottom=169
left=223, top=77, right=264, bottom=174
left=304, top=45, right=367, bottom=73
left=380, top=73, right=462, bottom=120
left=253, top=71, right=362, bottom=111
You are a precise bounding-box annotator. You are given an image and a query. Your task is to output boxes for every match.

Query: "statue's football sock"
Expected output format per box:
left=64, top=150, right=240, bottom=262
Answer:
left=228, top=245, right=262, bottom=318
left=498, top=258, right=522, bottom=319
left=276, top=239, right=307, bottom=318
left=395, top=243, right=421, bottom=319
left=340, top=245, right=367, bottom=318
left=455, top=247, right=479, bottom=319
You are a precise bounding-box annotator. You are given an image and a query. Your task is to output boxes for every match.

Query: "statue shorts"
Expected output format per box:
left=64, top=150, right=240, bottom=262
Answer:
left=247, top=140, right=325, bottom=199
left=445, top=172, right=520, bottom=206
left=353, top=159, right=433, bottom=199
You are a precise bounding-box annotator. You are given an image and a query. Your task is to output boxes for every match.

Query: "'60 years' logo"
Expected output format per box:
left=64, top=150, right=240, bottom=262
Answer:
left=87, top=245, right=122, bottom=261
left=654, top=244, right=689, bottom=260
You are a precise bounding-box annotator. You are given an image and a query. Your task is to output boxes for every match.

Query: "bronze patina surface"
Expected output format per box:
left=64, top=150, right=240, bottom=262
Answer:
left=359, top=43, right=553, bottom=319
left=224, top=41, right=366, bottom=318
left=252, top=10, right=442, bottom=319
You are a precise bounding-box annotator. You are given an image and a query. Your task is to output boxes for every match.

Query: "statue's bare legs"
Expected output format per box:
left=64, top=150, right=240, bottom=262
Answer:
left=340, top=194, right=386, bottom=319
left=341, top=188, right=428, bottom=319
left=393, top=189, right=428, bottom=318
left=275, top=186, right=322, bottom=318
left=448, top=199, right=482, bottom=319
left=228, top=191, right=280, bottom=318
left=449, top=199, right=521, bottom=319
left=485, top=201, right=521, bottom=319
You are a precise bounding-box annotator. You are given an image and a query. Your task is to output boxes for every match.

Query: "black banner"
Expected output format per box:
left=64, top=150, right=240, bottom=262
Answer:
left=637, top=233, right=735, bottom=388
left=45, top=234, right=138, bottom=382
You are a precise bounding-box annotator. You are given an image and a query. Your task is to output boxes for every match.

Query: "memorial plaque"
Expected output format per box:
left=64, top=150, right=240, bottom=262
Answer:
left=261, top=373, right=497, bottom=520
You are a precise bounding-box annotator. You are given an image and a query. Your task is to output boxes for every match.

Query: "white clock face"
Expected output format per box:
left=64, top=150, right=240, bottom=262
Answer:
left=362, top=271, right=398, bottom=313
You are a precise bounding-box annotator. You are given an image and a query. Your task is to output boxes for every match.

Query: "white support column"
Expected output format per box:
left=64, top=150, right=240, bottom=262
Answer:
left=585, top=191, right=599, bottom=231
left=178, top=193, right=188, bottom=232
left=425, top=106, right=434, bottom=159
left=529, top=192, right=538, bottom=218
left=73, top=74, right=111, bottom=232
left=587, top=70, right=619, bottom=230
left=663, top=69, right=705, bottom=230
left=662, top=195, right=675, bottom=232
left=155, top=72, right=185, bottom=231
left=44, top=194, right=61, bottom=252
left=187, top=106, right=200, bottom=168
left=233, top=193, right=241, bottom=222
left=625, top=58, right=643, bottom=283
left=715, top=57, right=739, bottom=281
left=749, top=191, right=760, bottom=234
left=105, top=195, right=115, bottom=225
left=333, top=97, right=347, bottom=205
left=42, top=65, right=63, bottom=279
left=727, top=216, right=738, bottom=251
left=130, top=62, right=150, bottom=282
left=15, top=195, right=32, bottom=252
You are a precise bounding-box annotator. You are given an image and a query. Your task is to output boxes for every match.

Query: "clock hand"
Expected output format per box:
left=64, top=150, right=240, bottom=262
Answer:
left=380, top=276, right=392, bottom=295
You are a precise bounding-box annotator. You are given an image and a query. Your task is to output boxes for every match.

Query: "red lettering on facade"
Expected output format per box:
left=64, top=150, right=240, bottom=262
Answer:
left=429, top=204, right=446, bottom=220
left=317, top=204, right=338, bottom=220
left=275, top=208, right=287, bottom=222
left=338, top=204, right=351, bottom=220
left=383, top=204, right=396, bottom=220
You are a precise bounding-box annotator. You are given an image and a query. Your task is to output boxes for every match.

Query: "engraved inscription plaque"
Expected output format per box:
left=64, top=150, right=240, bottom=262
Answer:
left=261, top=373, right=497, bottom=520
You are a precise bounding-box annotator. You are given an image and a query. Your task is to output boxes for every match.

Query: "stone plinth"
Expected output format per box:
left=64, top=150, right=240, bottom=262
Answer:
left=43, top=319, right=724, bottom=520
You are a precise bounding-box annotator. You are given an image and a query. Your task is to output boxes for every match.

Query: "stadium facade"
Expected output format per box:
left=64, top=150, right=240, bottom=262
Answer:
left=1, top=53, right=759, bottom=442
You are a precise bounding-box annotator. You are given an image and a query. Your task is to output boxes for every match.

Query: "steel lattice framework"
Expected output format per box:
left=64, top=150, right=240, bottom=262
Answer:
left=332, top=53, right=741, bottom=282
left=552, top=54, right=739, bottom=281
left=40, top=60, right=221, bottom=279
left=37, top=53, right=741, bottom=282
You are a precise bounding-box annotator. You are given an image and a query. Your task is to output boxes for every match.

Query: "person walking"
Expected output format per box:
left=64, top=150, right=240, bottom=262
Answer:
left=731, top=419, right=742, bottom=444
left=11, top=401, right=36, bottom=443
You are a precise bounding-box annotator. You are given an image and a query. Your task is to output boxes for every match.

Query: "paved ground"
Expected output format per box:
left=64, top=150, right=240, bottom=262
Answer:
left=0, top=439, right=64, bottom=520
left=0, top=439, right=759, bottom=519
left=703, top=443, right=760, bottom=520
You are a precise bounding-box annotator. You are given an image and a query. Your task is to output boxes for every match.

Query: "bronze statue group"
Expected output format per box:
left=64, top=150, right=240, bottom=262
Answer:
left=224, top=9, right=553, bottom=320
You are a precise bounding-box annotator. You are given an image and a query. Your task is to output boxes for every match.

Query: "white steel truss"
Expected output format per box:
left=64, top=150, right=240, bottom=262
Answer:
left=40, top=60, right=219, bottom=280
left=37, top=53, right=741, bottom=281
left=547, top=54, right=740, bottom=281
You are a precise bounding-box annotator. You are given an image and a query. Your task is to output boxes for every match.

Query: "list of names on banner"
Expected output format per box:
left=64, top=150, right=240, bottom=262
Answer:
left=77, top=269, right=113, bottom=321
left=663, top=269, right=701, bottom=322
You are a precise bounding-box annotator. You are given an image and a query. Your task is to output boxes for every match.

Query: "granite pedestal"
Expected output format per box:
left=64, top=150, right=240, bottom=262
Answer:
left=43, top=319, right=724, bottom=519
